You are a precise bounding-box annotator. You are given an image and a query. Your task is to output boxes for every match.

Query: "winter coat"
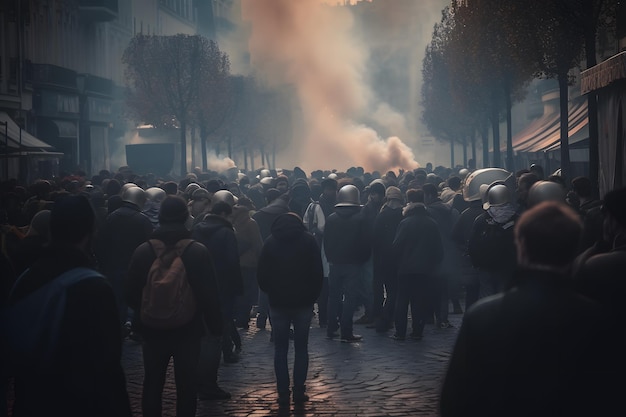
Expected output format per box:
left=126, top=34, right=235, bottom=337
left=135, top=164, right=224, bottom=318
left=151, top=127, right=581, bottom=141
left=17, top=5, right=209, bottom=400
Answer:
left=97, top=202, right=153, bottom=274
left=192, top=214, right=243, bottom=297
left=440, top=269, right=626, bottom=417
left=7, top=243, right=132, bottom=417
left=257, top=213, right=323, bottom=309
left=392, top=203, right=443, bottom=275
left=126, top=224, right=223, bottom=340
left=232, top=205, right=263, bottom=269
left=577, top=239, right=626, bottom=328
left=372, top=205, right=403, bottom=277
left=323, top=206, right=371, bottom=265
left=252, top=195, right=290, bottom=241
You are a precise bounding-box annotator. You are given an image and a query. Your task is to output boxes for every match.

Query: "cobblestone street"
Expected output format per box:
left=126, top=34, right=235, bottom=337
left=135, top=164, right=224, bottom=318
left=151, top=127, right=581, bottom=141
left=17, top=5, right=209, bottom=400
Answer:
left=122, top=312, right=461, bottom=417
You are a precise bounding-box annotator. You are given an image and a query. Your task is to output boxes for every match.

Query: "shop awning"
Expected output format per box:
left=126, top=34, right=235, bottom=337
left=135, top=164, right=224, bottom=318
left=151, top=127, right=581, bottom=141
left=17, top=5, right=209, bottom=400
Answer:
left=506, top=98, right=588, bottom=153
left=0, top=112, right=54, bottom=151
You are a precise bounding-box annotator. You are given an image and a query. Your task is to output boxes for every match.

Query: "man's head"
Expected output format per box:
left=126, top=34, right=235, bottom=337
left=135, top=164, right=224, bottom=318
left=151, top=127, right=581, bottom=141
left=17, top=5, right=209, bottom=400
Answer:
left=321, top=178, right=338, bottom=201
left=190, top=188, right=211, bottom=217
left=447, top=176, right=462, bottom=191
left=517, top=173, right=540, bottom=206
left=368, top=180, right=386, bottom=204
left=601, top=187, right=626, bottom=244
left=159, top=195, right=189, bottom=225
left=50, top=195, right=95, bottom=247
left=422, top=183, right=438, bottom=204
left=515, top=201, right=582, bottom=270
left=571, top=176, right=593, bottom=200
left=211, top=201, right=233, bottom=219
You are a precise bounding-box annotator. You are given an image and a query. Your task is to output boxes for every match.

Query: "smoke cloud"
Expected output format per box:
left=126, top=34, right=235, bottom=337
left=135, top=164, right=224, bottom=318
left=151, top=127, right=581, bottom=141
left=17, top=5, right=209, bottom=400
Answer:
left=241, top=0, right=419, bottom=173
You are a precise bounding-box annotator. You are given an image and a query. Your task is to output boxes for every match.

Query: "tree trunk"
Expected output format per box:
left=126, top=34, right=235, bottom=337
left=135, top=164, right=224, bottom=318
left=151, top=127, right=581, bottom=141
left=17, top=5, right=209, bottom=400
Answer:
left=471, top=130, right=477, bottom=165
left=180, top=119, right=187, bottom=177
left=585, top=11, right=600, bottom=197
left=491, top=100, right=501, bottom=168
left=243, top=147, right=248, bottom=172
left=558, top=73, right=571, bottom=181
left=505, top=82, right=514, bottom=173
left=462, top=136, right=468, bottom=167
left=200, top=125, right=208, bottom=172
left=481, top=123, right=490, bottom=168
left=228, top=136, right=232, bottom=159
left=450, top=138, right=455, bottom=168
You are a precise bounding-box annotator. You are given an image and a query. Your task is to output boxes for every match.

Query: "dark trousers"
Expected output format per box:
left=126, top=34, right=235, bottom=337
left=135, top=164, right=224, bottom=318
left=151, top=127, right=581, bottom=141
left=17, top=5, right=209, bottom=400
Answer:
left=270, top=306, right=314, bottom=396
left=197, top=334, right=223, bottom=392
left=327, top=263, right=365, bottom=337
left=142, top=337, right=201, bottom=417
left=316, top=276, right=329, bottom=325
left=394, top=273, right=432, bottom=337
left=234, top=267, right=257, bottom=325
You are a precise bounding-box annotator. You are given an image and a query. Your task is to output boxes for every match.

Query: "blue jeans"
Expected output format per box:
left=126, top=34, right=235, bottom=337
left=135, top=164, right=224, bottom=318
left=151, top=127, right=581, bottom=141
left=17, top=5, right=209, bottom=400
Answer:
left=327, top=263, right=365, bottom=337
left=270, top=306, right=314, bottom=396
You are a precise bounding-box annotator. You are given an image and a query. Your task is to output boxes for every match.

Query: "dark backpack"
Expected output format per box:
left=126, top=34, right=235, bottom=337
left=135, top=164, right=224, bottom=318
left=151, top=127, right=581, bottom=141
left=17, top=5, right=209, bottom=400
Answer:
left=1, top=267, right=104, bottom=374
left=140, top=239, right=197, bottom=329
left=468, top=214, right=518, bottom=270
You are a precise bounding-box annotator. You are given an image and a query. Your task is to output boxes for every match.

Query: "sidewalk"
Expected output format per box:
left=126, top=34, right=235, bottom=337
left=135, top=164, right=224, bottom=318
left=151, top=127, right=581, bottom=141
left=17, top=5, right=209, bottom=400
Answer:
left=122, top=313, right=461, bottom=417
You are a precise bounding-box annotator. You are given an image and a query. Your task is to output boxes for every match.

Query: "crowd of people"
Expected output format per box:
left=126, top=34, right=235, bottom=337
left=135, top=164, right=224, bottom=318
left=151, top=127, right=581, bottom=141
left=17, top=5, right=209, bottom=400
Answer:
left=1, top=161, right=625, bottom=416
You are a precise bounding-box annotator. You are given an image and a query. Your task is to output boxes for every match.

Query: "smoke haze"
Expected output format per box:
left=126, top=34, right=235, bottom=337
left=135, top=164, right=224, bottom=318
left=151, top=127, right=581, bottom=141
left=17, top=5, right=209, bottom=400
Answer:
left=241, top=0, right=420, bottom=173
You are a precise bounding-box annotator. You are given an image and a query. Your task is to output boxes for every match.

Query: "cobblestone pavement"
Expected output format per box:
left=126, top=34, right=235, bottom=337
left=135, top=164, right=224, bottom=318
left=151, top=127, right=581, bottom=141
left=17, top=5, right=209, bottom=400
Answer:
left=122, top=311, right=462, bottom=417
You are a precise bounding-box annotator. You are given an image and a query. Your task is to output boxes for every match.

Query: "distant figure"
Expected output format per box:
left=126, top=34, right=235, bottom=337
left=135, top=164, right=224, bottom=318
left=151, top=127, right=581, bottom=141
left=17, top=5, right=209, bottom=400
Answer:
left=441, top=201, right=625, bottom=417
left=4, top=195, right=131, bottom=417
left=257, top=213, right=323, bottom=406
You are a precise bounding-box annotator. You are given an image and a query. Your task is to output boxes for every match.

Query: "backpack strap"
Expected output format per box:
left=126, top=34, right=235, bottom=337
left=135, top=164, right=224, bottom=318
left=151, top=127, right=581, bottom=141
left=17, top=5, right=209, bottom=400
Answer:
left=148, top=238, right=195, bottom=260
left=9, top=267, right=104, bottom=299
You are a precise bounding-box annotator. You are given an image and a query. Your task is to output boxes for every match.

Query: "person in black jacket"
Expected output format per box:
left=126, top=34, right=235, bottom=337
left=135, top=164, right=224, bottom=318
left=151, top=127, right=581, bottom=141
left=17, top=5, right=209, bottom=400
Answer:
left=257, top=213, right=323, bottom=406
left=192, top=198, right=243, bottom=369
left=371, top=186, right=404, bottom=332
left=441, top=201, right=626, bottom=417
left=392, top=189, right=444, bottom=340
left=323, top=185, right=371, bottom=342
left=6, top=195, right=131, bottom=417
left=127, top=195, right=224, bottom=415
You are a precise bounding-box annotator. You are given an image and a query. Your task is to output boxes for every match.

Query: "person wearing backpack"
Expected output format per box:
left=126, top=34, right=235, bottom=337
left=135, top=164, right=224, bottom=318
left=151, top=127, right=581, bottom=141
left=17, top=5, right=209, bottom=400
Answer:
left=3, top=195, right=131, bottom=417
left=126, top=196, right=223, bottom=417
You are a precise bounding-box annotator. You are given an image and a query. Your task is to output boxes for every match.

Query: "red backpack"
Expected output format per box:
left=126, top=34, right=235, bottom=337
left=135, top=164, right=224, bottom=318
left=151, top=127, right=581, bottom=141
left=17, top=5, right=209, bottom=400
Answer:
left=141, top=239, right=197, bottom=329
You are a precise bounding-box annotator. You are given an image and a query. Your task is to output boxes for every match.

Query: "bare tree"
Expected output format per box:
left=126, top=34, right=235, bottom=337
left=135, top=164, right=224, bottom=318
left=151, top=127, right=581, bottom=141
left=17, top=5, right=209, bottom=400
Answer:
left=123, top=34, right=231, bottom=176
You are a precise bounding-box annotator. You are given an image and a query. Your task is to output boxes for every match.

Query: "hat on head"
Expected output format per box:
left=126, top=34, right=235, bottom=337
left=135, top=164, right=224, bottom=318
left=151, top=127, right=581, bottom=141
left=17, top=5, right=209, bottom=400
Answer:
left=192, top=188, right=210, bottom=201
left=385, top=186, right=402, bottom=201
left=159, top=196, right=189, bottom=225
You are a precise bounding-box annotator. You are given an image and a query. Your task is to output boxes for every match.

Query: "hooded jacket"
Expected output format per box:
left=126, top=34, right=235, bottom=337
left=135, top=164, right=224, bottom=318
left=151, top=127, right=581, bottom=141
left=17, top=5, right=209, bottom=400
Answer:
left=231, top=204, right=263, bottom=269
left=192, top=214, right=243, bottom=297
left=252, top=194, right=290, bottom=241
left=126, top=224, right=224, bottom=340
left=393, top=203, right=443, bottom=275
left=323, top=206, right=371, bottom=265
left=257, top=214, right=323, bottom=309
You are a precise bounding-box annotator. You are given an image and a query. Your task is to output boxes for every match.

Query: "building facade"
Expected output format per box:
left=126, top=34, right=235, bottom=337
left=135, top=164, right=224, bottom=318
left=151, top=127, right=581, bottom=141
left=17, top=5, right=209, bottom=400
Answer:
left=0, top=0, right=216, bottom=180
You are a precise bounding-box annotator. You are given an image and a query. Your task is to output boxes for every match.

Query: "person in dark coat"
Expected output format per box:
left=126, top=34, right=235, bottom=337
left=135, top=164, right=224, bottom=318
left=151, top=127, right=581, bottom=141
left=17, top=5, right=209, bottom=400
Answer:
left=371, top=186, right=404, bottom=332
left=96, top=186, right=153, bottom=327
left=257, top=213, right=323, bottom=406
left=576, top=187, right=626, bottom=328
left=252, top=193, right=290, bottom=329
left=392, top=189, right=444, bottom=340
left=126, top=196, right=223, bottom=416
left=440, top=201, right=626, bottom=417
left=323, top=185, right=371, bottom=342
left=6, top=195, right=131, bottom=417
left=192, top=200, right=243, bottom=365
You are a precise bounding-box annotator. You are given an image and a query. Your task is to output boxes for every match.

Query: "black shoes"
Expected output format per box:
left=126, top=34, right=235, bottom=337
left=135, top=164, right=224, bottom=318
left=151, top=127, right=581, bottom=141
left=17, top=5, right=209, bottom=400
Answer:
left=198, top=386, right=231, bottom=401
left=341, top=334, right=363, bottom=343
